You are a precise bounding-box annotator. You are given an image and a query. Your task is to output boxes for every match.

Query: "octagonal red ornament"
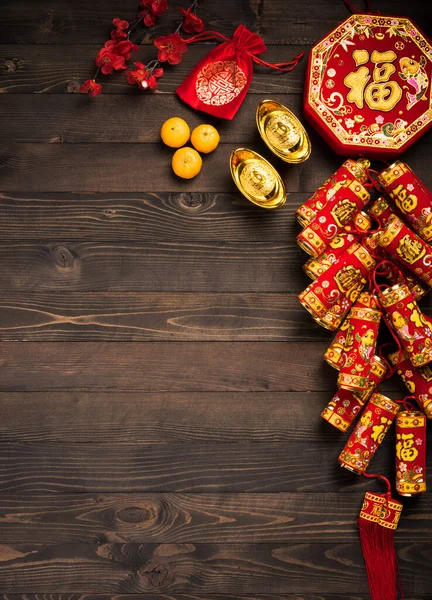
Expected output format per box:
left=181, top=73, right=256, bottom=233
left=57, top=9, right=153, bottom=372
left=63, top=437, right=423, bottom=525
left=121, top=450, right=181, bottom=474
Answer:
left=304, top=14, right=432, bottom=157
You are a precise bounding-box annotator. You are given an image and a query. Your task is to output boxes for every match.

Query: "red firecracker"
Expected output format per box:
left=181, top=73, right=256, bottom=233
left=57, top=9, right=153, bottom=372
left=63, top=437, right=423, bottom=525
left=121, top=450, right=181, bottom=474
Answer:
left=296, top=158, right=370, bottom=227
left=396, top=409, right=427, bottom=496
left=367, top=195, right=402, bottom=226
left=355, top=354, right=388, bottom=404
left=378, top=282, right=432, bottom=368
left=377, top=214, right=432, bottom=287
left=379, top=161, right=432, bottom=243
left=339, top=392, right=399, bottom=474
left=337, top=292, right=381, bottom=391
left=321, top=388, right=364, bottom=432
left=304, top=212, right=371, bottom=280
left=321, top=355, right=388, bottom=432
left=389, top=350, right=432, bottom=419
left=299, top=242, right=376, bottom=330
left=297, top=179, right=370, bottom=257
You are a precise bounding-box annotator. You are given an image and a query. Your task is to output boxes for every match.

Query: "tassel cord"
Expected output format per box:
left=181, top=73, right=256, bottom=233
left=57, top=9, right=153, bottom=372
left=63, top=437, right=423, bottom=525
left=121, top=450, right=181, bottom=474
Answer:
left=184, top=29, right=304, bottom=71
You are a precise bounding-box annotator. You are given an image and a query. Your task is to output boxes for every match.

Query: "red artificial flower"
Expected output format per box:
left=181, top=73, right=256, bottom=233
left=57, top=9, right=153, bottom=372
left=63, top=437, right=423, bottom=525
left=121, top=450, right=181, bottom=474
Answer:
left=96, top=46, right=127, bottom=74
left=154, top=33, right=188, bottom=65
left=179, top=7, right=204, bottom=33
left=111, top=17, right=129, bottom=40
left=113, top=17, right=129, bottom=30
left=79, top=79, right=103, bottom=97
left=126, top=62, right=163, bottom=89
left=111, top=27, right=127, bottom=40
left=140, top=0, right=168, bottom=16
left=142, top=10, right=157, bottom=26
left=116, top=39, right=139, bottom=60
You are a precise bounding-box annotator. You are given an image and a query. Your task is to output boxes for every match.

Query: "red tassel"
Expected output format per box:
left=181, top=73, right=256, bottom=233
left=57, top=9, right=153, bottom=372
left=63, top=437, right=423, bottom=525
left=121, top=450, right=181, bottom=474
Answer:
left=359, top=474, right=404, bottom=600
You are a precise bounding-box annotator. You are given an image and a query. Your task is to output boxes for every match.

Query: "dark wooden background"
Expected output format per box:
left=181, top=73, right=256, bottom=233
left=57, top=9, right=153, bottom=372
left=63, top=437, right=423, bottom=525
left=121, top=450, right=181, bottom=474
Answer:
left=0, top=0, right=432, bottom=598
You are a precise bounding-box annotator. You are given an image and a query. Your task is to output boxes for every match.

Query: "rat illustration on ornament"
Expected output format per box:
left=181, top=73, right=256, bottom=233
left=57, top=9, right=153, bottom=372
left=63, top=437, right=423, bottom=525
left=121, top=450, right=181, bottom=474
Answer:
left=399, top=55, right=429, bottom=110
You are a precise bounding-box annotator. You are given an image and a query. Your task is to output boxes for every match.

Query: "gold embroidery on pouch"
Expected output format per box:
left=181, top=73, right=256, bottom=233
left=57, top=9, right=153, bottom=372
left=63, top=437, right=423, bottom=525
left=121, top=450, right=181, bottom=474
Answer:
left=196, top=60, right=247, bottom=106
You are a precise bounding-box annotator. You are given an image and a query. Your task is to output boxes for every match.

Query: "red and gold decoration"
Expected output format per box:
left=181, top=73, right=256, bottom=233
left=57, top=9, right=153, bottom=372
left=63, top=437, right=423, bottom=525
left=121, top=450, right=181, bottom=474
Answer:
left=378, top=282, right=432, bottom=367
left=321, top=387, right=365, bottom=432
left=358, top=483, right=403, bottom=600
left=396, top=408, right=427, bottom=496
left=297, top=4, right=431, bottom=598
left=377, top=214, right=432, bottom=286
left=338, top=392, right=399, bottom=474
left=296, top=158, right=370, bottom=227
left=304, top=13, right=432, bottom=157
left=389, top=350, right=432, bottom=419
left=337, top=292, right=381, bottom=390
left=296, top=152, right=432, bottom=598
left=321, top=354, right=387, bottom=432
left=303, top=212, right=371, bottom=280
left=298, top=242, right=376, bottom=330
left=296, top=179, right=370, bottom=257
left=80, top=2, right=303, bottom=104
left=177, top=27, right=303, bottom=119
left=379, top=161, right=432, bottom=242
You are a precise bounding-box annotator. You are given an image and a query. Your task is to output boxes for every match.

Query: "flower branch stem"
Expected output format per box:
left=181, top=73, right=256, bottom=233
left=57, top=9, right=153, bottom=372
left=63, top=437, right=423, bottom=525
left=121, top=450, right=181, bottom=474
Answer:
left=126, top=10, right=149, bottom=39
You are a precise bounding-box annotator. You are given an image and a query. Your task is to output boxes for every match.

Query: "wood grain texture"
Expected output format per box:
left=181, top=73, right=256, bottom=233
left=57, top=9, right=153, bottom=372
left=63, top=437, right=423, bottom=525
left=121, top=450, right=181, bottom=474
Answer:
left=0, top=293, right=330, bottom=341
left=0, top=240, right=313, bottom=293
left=0, top=94, right=303, bottom=143
left=0, top=1, right=255, bottom=45
left=0, top=0, right=429, bottom=44
left=0, top=541, right=424, bottom=594
left=259, top=0, right=432, bottom=43
left=0, top=439, right=404, bottom=493
left=0, top=191, right=305, bottom=241
left=0, top=341, right=408, bottom=393
left=0, top=45, right=306, bottom=94
left=1, top=134, right=432, bottom=192
left=0, top=492, right=431, bottom=544
left=0, top=391, right=347, bottom=443
left=1, top=0, right=432, bottom=596
left=1, top=595, right=428, bottom=600
left=0, top=138, right=333, bottom=193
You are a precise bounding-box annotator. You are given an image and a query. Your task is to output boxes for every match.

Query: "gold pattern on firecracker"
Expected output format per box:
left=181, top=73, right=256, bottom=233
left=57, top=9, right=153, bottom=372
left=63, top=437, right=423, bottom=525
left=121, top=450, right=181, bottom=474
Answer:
left=256, top=99, right=311, bottom=163
left=230, top=148, right=286, bottom=209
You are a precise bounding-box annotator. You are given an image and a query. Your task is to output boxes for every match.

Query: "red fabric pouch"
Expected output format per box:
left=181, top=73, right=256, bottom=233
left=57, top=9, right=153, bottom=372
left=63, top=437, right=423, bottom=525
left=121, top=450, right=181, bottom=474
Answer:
left=177, top=25, right=303, bottom=120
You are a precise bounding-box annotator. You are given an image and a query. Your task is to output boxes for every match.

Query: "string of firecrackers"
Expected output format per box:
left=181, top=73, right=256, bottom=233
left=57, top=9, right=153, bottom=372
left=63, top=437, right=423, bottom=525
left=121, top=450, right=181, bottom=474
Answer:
left=296, top=157, right=431, bottom=498
left=79, top=0, right=204, bottom=96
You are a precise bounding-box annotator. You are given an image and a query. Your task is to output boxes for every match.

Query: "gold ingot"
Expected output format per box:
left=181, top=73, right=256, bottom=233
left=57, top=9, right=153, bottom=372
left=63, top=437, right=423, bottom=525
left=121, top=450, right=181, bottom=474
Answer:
left=256, top=99, right=311, bottom=163
left=230, top=148, right=286, bottom=209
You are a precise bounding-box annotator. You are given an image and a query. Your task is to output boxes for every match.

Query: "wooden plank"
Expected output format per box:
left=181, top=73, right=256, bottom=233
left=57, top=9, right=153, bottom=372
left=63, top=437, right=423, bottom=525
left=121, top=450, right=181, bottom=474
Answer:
left=0, top=45, right=306, bottom=94
left=1, top=136, right=432, bottom=192
left=0, top=592, right=426, bottom=600
left=0, top=438, right=409, bottom=492
left=0, top=341, right=406, bottom=393
left=1, top=596, right=416, bottom=600
left=259, top=0, right=432, bottom=44
left=0, top=492, right=430, bottom=544
left=0, top=191, right=305, bottom=242
left=0, top=542, right=420, bottom=594
left=0, top=292, right=331, bottom=342
left=2, top=239, right=432, bottom=297
left=0, top=95, right=307, bottom=143
left=0, top=240, right=315, bottom=293
left=0, top=391, right=345, bottom=443
left=0, top=0, right=429, bottom=45
left=0, top=1, right=256, bottom=45
left=0, top=596, right=427, bottom=600
left=0, top=139, right=334, bottom=193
